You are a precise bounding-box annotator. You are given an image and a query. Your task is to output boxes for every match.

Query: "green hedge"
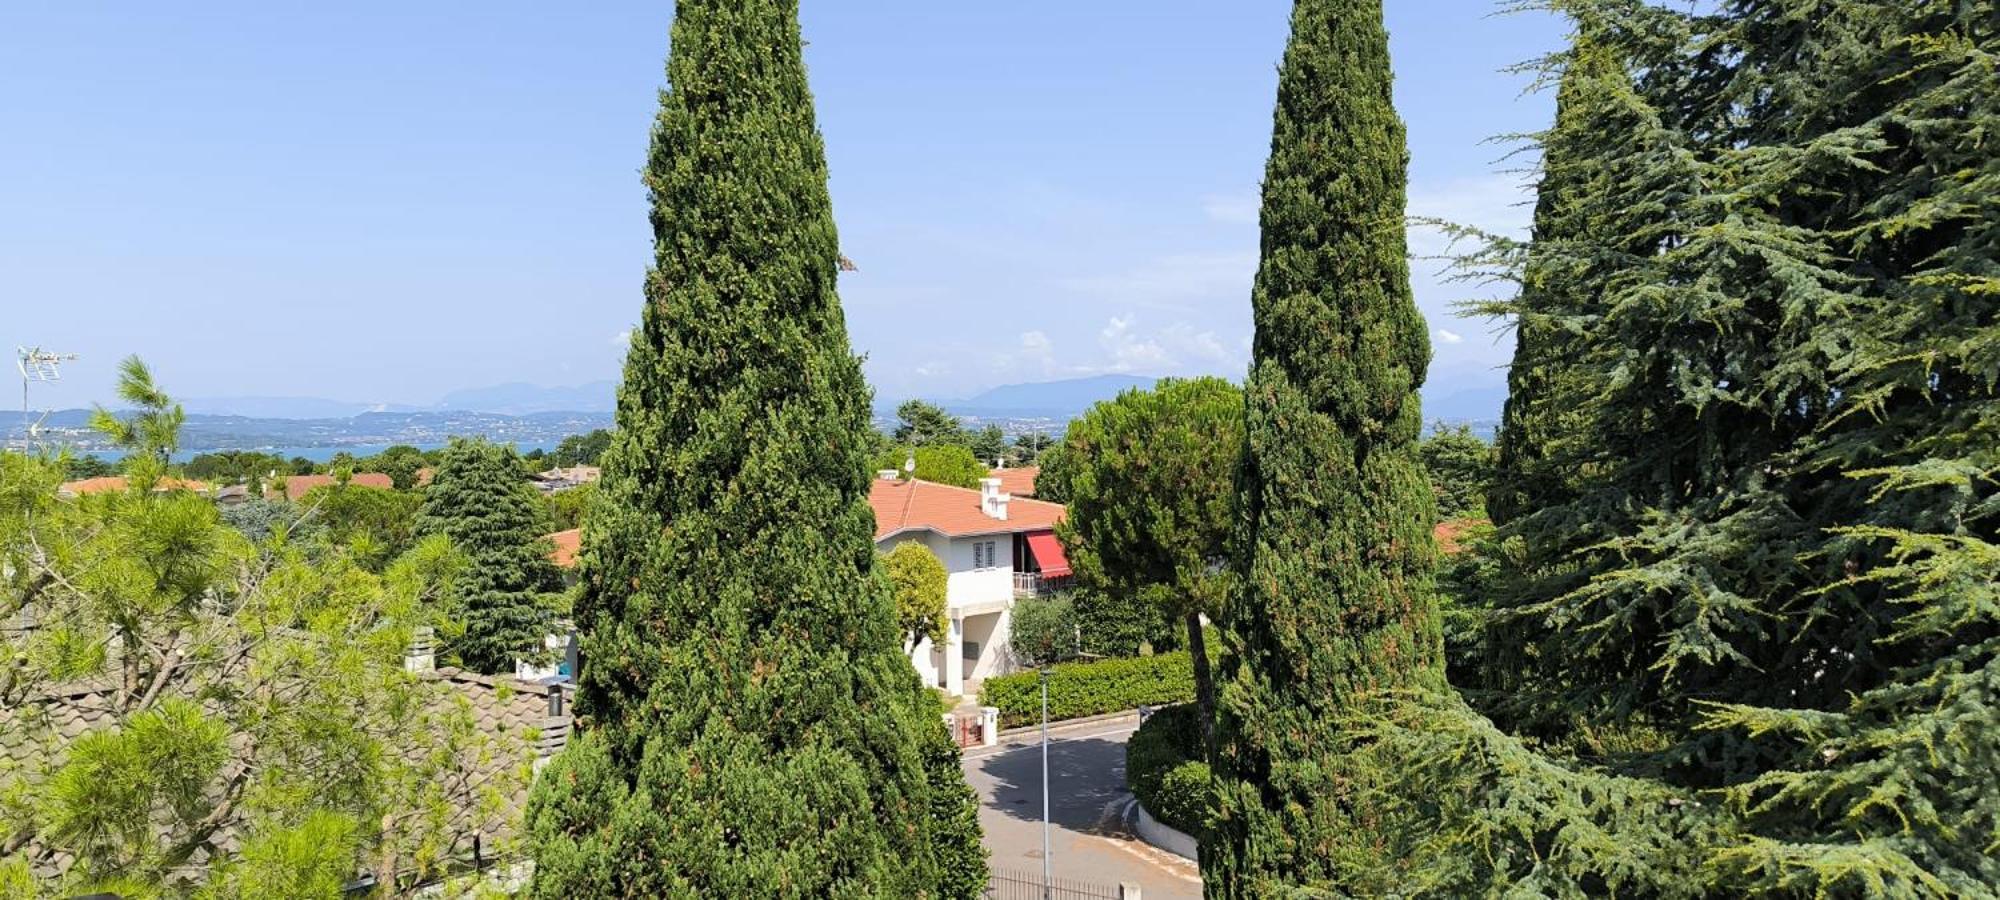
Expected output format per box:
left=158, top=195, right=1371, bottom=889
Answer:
left=1125, top=703, right=1211, bottom=835
left=978, top=650, right=1196, bottom=728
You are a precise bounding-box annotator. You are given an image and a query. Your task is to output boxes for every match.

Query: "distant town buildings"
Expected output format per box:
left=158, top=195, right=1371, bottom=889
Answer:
left=532, top=466, right=600, bottom=493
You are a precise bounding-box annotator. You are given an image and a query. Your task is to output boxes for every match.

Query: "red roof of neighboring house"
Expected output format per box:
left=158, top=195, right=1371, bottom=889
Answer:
left=988, top=466, right=1040, bottom=498
left=58, top=476, right=211, bottom=496
left=274, top=473, right=395, bottom=502
left=546, top=529, right=582, bottom=569
left=1433, top=518, right=1487, bottom=556
left=868, top=477, right=1064, bottom=540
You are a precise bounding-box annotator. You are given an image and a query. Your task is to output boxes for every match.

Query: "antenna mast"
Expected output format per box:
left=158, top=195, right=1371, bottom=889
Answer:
left=16, top=346, right=79, bottom=445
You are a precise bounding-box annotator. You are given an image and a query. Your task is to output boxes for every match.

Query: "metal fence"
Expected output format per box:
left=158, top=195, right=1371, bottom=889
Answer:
left=984, top=868, right=1124, bottom=900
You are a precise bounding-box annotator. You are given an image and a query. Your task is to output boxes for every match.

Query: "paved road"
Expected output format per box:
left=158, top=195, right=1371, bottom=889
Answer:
left=962, top=717, right=1202, bottom=900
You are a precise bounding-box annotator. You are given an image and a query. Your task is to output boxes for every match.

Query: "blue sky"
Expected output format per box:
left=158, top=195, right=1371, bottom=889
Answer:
left=0, top=2, right=1564, bottom=413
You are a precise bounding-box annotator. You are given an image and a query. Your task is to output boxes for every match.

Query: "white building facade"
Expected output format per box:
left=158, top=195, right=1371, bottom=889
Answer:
left=870, top=474, right=1071, bottom=697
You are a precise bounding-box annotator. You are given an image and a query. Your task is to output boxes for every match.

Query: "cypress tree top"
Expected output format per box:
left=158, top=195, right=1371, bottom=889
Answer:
left=1208, top=0, right=1443, bottom=893
left=524, top=1, right=984, bottom=894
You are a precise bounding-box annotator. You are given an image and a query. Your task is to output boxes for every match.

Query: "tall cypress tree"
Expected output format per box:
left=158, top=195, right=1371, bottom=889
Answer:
left=414, top=437, right=559, bottom=674
left=523, top=2, right=985, bottom=895
left=1206, top=0, right=1445, bottom=893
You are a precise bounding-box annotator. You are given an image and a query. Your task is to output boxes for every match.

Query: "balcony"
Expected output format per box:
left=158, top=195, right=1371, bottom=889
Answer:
left=1012, top=571, right=1072, bottom=598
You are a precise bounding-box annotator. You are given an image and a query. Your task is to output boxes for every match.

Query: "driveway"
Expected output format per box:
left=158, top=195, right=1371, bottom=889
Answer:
left=962, top=716, right=1202, bottom=900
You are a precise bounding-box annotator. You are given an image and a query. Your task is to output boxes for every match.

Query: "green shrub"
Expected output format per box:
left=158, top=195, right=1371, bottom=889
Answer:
left=978, top=650, right=1199, bottom=727
left=1153, top=761, right=1212, bottom=835
left=1008, top=593, right=1080, bottom=665
left=1125, top=703, right=1211, bottom=835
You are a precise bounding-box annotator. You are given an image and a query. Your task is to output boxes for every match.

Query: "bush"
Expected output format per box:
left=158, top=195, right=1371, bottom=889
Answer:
left=1126, top=704, right=1211, bottom=835
left=1008, top=594, right=1080, bottom=665
left=1070, top=587, right=1176, bottom=658
left=1013, top=590, right=1177, bottom=663
left=978, top=649, right=1203, bottom=727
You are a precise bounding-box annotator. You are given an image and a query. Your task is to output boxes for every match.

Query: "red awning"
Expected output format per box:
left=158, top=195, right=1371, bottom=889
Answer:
left=1025, top=532, right=1072, bottom=578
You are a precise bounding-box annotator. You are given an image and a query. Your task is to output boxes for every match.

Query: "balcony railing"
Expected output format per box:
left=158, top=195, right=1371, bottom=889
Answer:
left=1012, top=572, right=1072, bottom=598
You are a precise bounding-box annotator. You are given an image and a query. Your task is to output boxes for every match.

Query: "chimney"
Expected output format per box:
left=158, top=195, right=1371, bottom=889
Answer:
left=535, top=684, right=573, bottom=775
left=404, top=626, right=436, bottom=675
left=980, top=477, right=1009, bottom=521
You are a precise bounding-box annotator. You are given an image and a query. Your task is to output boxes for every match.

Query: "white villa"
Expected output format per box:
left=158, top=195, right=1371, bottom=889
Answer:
left=542, top=466, right=1070, bottom=698
left=868, top=469, right=1071, bottom=696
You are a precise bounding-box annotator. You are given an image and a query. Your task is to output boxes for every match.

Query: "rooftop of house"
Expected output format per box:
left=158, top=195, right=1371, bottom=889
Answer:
left=57, top=476, right=212, bottom=497
left=0, top=666, right=567, bottom=884
left=546, top=528, right=582, bottom=568
left=869, top=476, right=1064, bottom=540
left=987, top=465, right=1040, bottom=498
left=271, top=472, right=395, bottom=501
left=543, top=477, right=1067, bottom=570
left=535, top=466, right=600, bottom=483
left=1433, top=517, right=1488, bottom=556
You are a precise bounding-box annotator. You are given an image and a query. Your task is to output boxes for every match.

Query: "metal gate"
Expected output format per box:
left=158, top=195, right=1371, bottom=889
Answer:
left=952, top=712, right=983, bottom=748
left=983, top=868, right=1124, bottom=900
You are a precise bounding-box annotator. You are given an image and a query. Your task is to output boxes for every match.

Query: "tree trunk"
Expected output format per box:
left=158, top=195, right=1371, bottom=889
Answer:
left=1185, top=610, right=1215, bottom=755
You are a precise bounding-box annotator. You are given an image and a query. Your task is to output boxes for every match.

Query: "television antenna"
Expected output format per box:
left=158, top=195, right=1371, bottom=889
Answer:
left=16, top=347, right=78, bottom=442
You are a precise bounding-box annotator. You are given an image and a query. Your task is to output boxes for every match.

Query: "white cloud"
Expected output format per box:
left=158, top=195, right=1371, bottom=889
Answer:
left=609, top=329, right=632, bottom=348
left=977, top=316, right=1244, bottom=387
left=1099, top=316, right=1172, bottom=372
left=1435, top=328, right=1465, bottom=345
left=1017, top=330, right=1060, bottom=379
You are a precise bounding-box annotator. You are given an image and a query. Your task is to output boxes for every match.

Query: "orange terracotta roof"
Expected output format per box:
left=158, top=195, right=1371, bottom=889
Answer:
left=58, top=476, right=211, bottom=496
left=868, top=477, right=1064, bottom=540
left=546, top=529, right=582, bottom=569
left=988, top=466, right=1040, bottom=498
left=1433, top=518, right=1488, bottom=556
left=274, top=472, right=395, bottom=501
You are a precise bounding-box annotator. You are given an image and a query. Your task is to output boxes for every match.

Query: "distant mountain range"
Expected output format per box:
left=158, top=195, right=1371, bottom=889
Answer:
left=912, top=373, right=1505, bottom=425
left=16, top=373, right=1502, bottom=456
left=173, top=382, right=620, bottom=420
left=435, top=382, right=617, bottom=416
left=947, top=374, right=1158, bottom=414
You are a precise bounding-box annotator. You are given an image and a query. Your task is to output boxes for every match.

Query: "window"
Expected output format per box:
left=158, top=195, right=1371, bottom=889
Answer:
left=971, top=540, right=998, bottom=570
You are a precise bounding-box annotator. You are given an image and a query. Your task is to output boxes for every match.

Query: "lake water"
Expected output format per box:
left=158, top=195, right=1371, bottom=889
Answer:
left=52, top=441, right=564, bottom=464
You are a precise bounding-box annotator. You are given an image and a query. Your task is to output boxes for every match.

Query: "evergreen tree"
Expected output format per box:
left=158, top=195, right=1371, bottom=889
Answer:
left=1205, top=0, right=1446, bottom=891
left=967, top=425, right=1008, bottom=466
left=1418, top=423, right=1494, bottom=521
left=523, top=1, right=985, bottom=895
left=414, top=438, right=559, bottom=674
left=1462, top=0, right=1999, bottom=892
left=893, top=400, right=967, bottom=447
left=1046, top=377, right=1239, bottom=750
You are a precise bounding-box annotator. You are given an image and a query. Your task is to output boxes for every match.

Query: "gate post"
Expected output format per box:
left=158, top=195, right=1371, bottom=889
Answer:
left=1118, top=883, right=1142, bottom=900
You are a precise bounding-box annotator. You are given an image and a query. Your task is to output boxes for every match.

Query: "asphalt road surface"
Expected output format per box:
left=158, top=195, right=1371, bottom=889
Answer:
left=961, top=716, right=1201, bottom=900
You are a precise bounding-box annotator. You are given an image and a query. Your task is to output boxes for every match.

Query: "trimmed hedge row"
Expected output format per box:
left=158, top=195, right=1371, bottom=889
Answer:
left=1126, top=703, right=1211, bottom=836
left=978, top=650, right=1196, bottom=728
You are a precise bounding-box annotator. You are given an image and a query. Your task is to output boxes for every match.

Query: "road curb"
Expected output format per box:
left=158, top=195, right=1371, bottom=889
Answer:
left=996, top=709, right=1140, bottom=740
